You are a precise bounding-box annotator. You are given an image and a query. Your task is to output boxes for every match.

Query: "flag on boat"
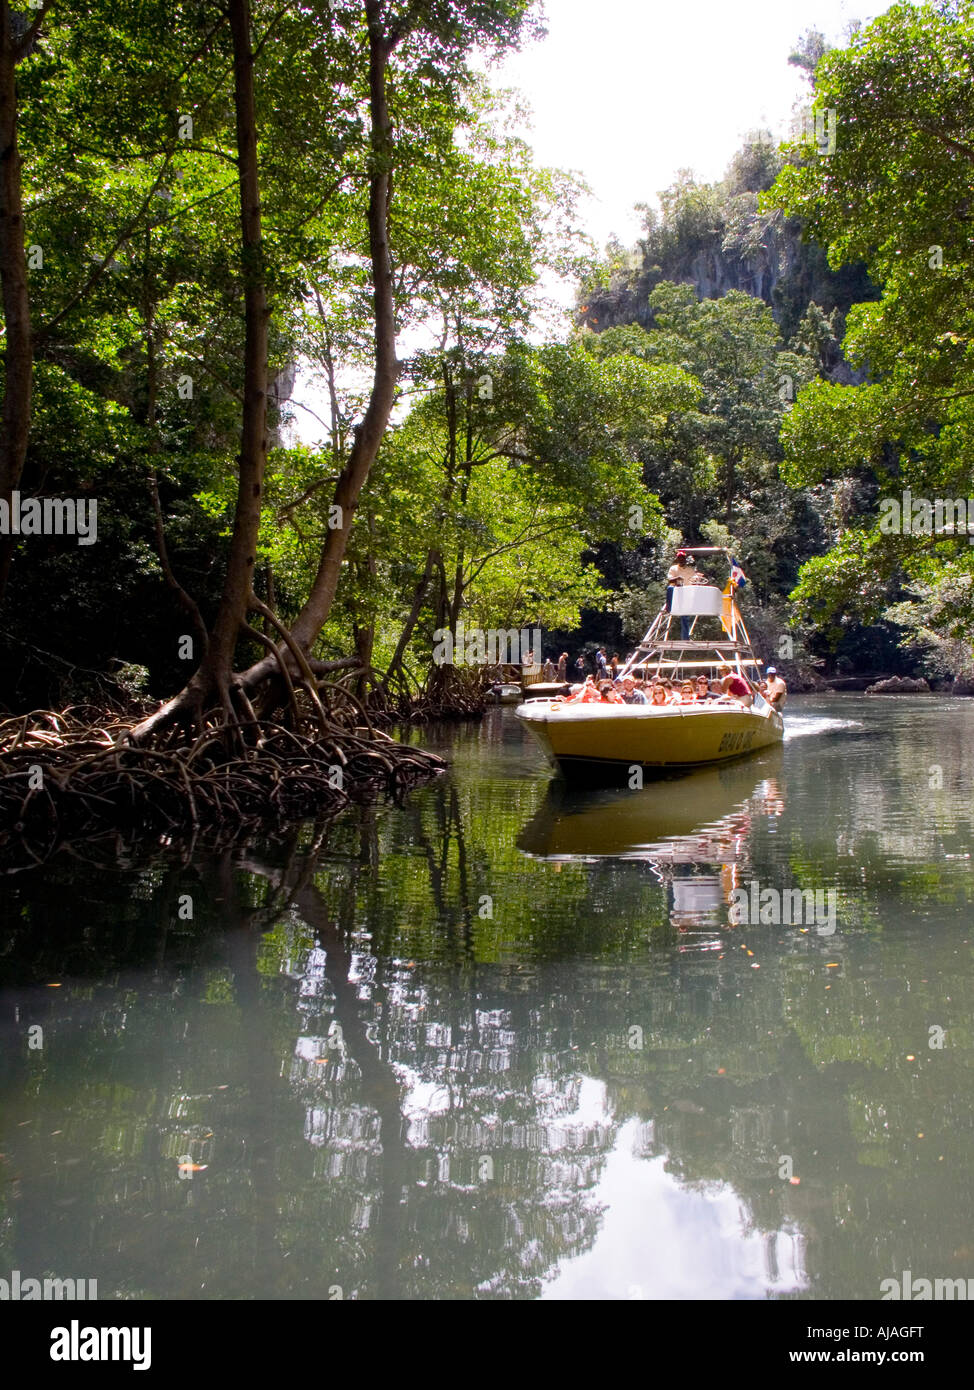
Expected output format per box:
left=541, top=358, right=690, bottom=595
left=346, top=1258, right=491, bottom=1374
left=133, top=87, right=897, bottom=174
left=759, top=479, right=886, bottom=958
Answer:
left=720, top=583, right=737, bottom=638
left=730, top=558, right=747, bottom=588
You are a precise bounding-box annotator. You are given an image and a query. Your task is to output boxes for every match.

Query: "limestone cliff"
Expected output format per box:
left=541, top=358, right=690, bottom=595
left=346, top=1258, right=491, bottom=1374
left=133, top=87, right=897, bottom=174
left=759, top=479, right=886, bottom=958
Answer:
left=578, top=142, right=876, bottom=369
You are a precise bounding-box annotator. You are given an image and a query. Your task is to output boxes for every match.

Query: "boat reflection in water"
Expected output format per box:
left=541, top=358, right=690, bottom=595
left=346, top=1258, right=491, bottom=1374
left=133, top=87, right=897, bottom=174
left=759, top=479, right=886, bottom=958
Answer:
left=518, top=749, right=784, bottom=941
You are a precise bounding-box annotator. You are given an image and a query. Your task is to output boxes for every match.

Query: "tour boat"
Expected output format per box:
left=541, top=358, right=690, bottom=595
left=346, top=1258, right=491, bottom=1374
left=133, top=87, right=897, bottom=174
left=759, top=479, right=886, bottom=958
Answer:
left=516, top=548, right=783, bottom=782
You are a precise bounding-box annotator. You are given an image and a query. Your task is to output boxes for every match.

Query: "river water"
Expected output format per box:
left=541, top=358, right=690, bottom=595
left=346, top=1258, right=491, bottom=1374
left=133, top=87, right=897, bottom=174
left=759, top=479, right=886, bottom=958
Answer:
left=1, top=695, right=973, bottom=1301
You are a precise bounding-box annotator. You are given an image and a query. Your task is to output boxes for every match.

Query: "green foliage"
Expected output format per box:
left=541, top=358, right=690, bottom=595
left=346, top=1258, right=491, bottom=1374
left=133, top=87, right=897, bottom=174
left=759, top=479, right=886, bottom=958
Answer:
left=768, top=1, right=974, bottom=652
left=0, top=0, right=553, bottom=705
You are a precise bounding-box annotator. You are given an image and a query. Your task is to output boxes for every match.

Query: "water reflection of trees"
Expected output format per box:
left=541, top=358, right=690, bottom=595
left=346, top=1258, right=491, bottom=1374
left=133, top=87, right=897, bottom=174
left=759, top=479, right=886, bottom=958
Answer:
left=2, top=706, right=974, bottom=1298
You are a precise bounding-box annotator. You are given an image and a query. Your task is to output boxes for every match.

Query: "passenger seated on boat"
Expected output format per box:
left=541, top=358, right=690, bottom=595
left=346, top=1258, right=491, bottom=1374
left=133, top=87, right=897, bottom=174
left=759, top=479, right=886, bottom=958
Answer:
left=621, top=676, right=647, bottom=704
left=599, top=681, right=624, bottom=703
left=694, top=675, right=717, bottom=701
left=552, top=675, right=594, bottom=703
left=718, top=664, right=754, bottom=706
left=678, top=680, right=696, bottom=703
left=650, top=684, right=668, bottom=706
left=569, top=675, right=602, bottom=703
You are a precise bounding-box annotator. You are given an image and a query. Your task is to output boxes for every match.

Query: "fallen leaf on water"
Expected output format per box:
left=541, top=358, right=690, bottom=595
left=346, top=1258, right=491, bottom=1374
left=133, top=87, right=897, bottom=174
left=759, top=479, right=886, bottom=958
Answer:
left=789, top=1177, right=801, bottom=1186
left=47, top=983, right=62, bottom=988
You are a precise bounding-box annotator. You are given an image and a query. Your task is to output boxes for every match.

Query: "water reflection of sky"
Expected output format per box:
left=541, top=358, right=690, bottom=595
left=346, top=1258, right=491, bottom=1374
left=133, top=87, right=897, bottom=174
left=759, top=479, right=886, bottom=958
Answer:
left=543, top=1119, right=807, bottom=1300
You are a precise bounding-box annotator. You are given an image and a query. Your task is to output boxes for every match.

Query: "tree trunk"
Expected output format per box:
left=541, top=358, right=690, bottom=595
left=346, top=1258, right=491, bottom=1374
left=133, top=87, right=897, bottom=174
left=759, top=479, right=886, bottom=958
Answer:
left=133, top=0, right=268, bottom=739
left=725, top=453, right=737, bottom=527
left=238, top=0, right=399, bottom=698
left=381, top=547, right=438, bottom=690
left=135, top=0, right=404, bottom=737
left=200, top=0, right=269, bottom=695
left=145, top=286, right=210, bottom=652
left=0, top=12, right=33, bottom=604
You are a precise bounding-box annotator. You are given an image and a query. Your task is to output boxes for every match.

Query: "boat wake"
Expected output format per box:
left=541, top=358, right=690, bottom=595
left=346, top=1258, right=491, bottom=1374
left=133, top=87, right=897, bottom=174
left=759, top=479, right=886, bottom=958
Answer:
left=783, top=715, right=862, bottom=741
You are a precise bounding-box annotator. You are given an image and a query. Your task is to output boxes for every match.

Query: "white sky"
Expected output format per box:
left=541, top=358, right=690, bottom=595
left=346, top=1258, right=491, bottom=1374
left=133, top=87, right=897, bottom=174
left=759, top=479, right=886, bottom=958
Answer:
left=488, top=0, right=894, bottom=252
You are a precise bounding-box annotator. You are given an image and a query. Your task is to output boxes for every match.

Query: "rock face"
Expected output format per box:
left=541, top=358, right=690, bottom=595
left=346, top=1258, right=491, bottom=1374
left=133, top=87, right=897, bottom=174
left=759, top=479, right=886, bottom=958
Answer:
left=865, top=676, right=931, bottom=694
left=581, top=208, right=875, bottom=349
left=950, top=676, right=974, bottom=696
left=785, top=670, right=829, bottom=692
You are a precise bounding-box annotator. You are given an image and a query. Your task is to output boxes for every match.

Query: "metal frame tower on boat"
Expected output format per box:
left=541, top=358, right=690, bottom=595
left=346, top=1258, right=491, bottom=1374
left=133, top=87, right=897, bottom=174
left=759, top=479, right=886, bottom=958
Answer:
left=619, top=547, right=764, bottom=688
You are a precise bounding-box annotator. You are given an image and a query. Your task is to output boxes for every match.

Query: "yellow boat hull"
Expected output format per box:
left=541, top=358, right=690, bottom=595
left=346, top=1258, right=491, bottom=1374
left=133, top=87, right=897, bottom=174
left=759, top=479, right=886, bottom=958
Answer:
left=515, top=699, right=783, bottom=781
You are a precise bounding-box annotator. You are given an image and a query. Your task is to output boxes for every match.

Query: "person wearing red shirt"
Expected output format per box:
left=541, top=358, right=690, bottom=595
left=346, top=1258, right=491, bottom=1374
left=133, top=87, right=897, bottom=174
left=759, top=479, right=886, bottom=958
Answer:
left=562, top=675, right=601, bottom=703
left=718, top=664, right=754, bottom=706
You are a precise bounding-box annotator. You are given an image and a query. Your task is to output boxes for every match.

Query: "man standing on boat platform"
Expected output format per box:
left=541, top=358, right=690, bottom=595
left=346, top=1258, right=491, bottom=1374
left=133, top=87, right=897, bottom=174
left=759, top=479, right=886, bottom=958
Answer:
left=666, top=551, right=700, bottom=639
left=763, top=667, right=788, bottom=710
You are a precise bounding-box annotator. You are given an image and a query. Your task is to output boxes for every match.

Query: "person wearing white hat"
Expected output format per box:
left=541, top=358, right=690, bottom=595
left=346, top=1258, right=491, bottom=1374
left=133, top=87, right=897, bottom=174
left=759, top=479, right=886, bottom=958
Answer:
left=763, top=667, right=788, bottom=709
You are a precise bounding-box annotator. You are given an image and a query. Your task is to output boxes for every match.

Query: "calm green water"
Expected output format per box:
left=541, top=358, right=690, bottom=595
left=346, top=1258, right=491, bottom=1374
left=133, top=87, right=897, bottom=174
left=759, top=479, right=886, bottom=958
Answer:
left=2, top=695, right=973, bottom=1301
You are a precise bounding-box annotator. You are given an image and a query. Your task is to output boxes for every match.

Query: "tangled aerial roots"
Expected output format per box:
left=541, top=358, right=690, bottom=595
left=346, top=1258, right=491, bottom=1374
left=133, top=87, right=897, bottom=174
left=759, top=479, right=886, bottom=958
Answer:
left=0, top=707, right=446, bottom=872
left=364, top=681, right=488, bottom=724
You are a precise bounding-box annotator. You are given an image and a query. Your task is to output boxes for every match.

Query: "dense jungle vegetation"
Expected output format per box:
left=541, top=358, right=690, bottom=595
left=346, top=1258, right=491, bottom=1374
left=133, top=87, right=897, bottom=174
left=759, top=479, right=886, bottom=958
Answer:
left=1, top=0, right=973, bottom=721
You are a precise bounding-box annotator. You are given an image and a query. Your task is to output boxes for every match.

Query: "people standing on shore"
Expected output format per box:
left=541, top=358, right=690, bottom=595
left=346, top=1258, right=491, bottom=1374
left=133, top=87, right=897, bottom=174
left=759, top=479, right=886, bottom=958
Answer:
left=557, top=652, right=569, bottom=681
